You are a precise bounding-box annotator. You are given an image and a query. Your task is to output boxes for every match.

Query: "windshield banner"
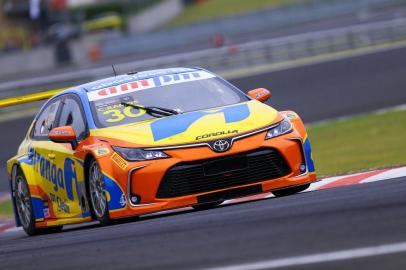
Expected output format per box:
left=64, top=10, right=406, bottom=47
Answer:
left=87, top=71, right=216, bottom=101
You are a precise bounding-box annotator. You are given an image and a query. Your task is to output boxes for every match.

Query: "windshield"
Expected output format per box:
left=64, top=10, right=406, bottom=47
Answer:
left=89, top=71, right=249, bottom=128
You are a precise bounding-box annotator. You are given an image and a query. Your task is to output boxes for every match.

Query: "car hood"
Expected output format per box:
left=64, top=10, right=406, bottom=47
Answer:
left=90, top=100, right=280, bottom=147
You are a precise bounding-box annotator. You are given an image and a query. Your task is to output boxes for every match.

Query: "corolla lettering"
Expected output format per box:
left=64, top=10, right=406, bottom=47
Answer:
left=196, top=130, right=238, bottom=140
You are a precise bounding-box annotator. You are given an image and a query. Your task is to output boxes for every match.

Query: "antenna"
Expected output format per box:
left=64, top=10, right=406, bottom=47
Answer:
left=112, top=65, right=117, bottom=76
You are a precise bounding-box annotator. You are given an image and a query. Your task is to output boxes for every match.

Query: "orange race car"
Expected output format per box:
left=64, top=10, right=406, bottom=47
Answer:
left=4, top=67, right=316, bottom=235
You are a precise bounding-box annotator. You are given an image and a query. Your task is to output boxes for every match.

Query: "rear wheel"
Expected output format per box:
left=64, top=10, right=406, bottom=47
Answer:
left=14, top=169, right=62, bottom=235
left=192, top=201, right=224, bottom=211
left=87, top=159, right=111, bottom=225
left=272, top=183, right=310, bottom=197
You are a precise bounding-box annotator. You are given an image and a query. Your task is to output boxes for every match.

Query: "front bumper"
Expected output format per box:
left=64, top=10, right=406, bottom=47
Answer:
left=106, top=129, right=316, bottom=219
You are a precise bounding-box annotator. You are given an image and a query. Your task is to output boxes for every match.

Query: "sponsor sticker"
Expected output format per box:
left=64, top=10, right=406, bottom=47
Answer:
left=49, top=130, right=70, bottom=135
left=89, top=68, right=196, bottom=91
left=119, top=194, right=127, bottom=207
left=286, top=112, right=298, bottom=119
left=43, top=208, right=51, bottom=218
left=87, top=71, right=216, bottom=101
left=255, top=89, right=269, bottom=99
left=95, top=148, right=110, bottom=157
left=50, top=193, right=71, bottom=213
left=31, top=149, right=80, bottom=201
left=110, top=153, right=128, bottom=170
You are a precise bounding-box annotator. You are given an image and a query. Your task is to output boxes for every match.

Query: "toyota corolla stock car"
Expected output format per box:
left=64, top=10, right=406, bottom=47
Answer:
left=4, top=67, right=316, bottom=235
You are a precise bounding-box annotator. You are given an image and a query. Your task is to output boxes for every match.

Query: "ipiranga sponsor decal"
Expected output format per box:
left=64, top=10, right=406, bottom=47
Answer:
left=87, top=71, right=216, bottom=101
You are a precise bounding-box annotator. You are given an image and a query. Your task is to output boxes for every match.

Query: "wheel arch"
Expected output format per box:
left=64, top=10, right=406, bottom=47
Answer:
left=82, top=151, right=128, bottom=217
left=280, top=110, right=316, bottom=174
left=83, top=154, right=96, bottom=184
left=82, top=153, right=97, bottom=217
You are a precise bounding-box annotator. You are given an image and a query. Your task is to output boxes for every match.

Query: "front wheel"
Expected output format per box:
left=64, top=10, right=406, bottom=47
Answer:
left=14, top=169, right=62, bottom=235
left=87, top=159, right=111, bottom=225
left=272, top=183, right=310, bottom=197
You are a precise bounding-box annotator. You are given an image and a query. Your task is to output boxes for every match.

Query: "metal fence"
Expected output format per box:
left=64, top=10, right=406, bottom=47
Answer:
left=132, top=17, right=406, bottom=72
left=100, top=0, right=406, bottom=58
left=1, top=17, right=406, bottom=103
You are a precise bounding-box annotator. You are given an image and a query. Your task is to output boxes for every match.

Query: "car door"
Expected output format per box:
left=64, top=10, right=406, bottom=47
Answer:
left=30, top=95, right=87, bottom=220
left=30, top=97, right=72, bottom=220
left=53, top=94, right=89, bottom=218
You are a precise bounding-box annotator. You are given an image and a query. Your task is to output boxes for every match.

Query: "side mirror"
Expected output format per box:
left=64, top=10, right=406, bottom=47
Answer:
left=49, top=126, right=78, bottom=149
left=248, top=88, right=271, bottom=102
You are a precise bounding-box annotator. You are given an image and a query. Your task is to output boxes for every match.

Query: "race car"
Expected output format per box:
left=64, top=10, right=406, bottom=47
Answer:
left=3, top=67, right=316, bottom=235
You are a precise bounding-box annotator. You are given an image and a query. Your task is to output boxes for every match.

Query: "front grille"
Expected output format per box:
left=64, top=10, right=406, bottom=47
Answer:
left=156, top=148, right=290, bottom=198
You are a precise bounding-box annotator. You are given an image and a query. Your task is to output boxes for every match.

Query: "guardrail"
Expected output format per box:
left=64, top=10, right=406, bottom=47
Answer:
left=1, top=18, right=406, bottom=103
left=137, top=17, right=406, bottom=72
left=100, top=0, right=406, bottom=58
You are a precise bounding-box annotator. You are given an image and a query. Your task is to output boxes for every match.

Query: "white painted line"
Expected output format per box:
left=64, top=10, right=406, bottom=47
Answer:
left=361, top=167, right=406, bottom=184
left=204, top=241, right=406, bottom=270
left=4, top=227, right=21, bottom=233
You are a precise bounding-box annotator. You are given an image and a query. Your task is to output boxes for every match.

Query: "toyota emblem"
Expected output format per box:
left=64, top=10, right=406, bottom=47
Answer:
left=212, top=140, right=231, bottom=152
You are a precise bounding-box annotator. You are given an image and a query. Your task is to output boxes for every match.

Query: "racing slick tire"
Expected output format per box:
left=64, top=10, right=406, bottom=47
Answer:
left=14, top=168, right=62, bottom=236
left=272, top=183, right=310, bottom=197
left=87, top=159, right=111, bottom=225
left=192, top=201, right=224, bottom=211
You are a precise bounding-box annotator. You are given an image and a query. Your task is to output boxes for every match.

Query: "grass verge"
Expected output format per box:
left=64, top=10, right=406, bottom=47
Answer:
left=166, top=0, right=305, bottom=28
left=0, top=199, right=13, bottom=217
left=309, top=108, right=406, bottom=177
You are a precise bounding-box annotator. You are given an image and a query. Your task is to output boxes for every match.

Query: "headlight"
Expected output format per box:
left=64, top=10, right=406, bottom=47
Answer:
left=265, top=118, right=293, bottom=139
left=112, top=147, right=169, bottom=161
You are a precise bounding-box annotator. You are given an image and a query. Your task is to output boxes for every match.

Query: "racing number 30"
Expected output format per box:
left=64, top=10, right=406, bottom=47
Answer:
left=103, top=106, right=146, bottom=123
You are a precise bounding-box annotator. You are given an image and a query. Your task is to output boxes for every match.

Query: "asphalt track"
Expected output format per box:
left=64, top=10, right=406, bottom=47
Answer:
left=1, top=45, right=406, bottom=192
left=0, top=177, right=405, bottom=270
